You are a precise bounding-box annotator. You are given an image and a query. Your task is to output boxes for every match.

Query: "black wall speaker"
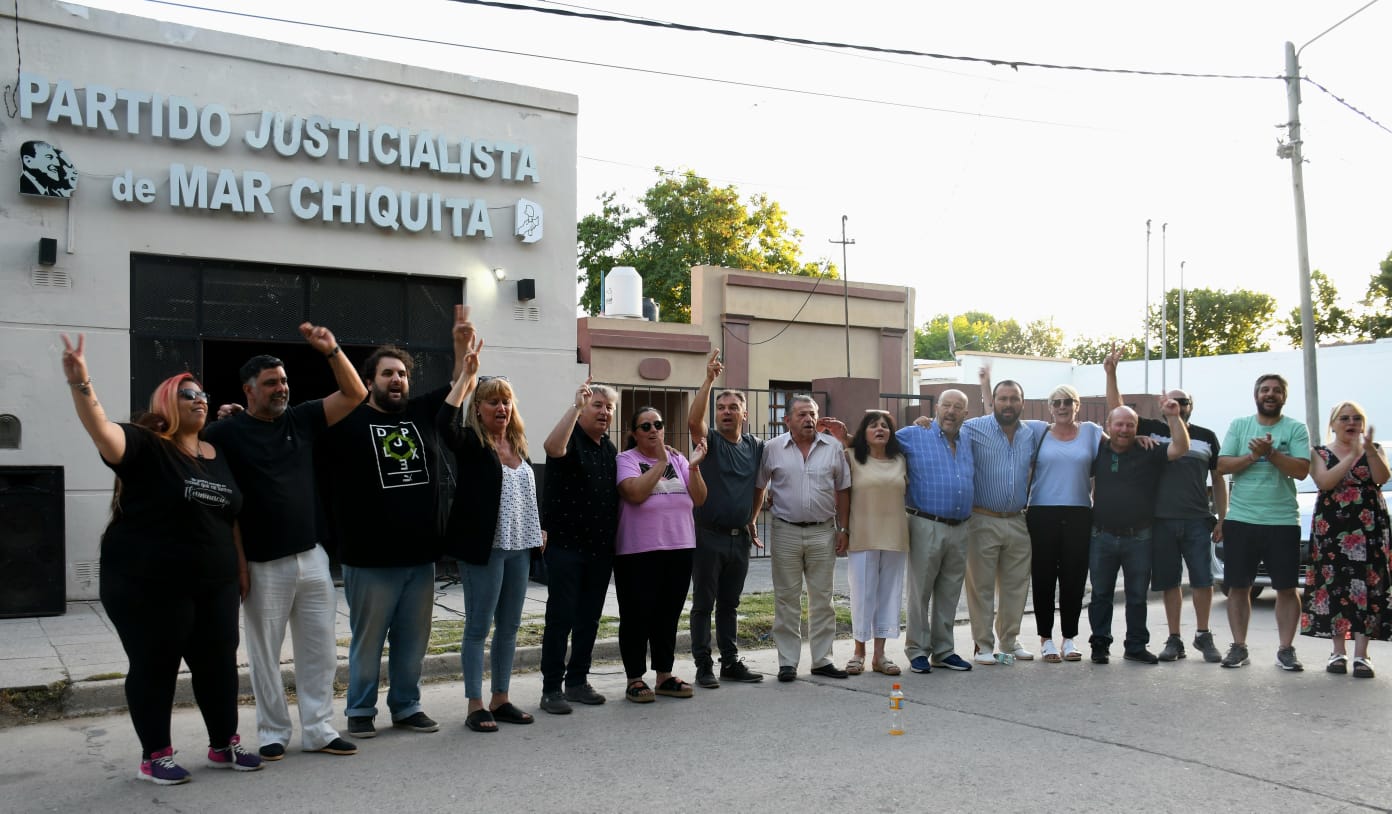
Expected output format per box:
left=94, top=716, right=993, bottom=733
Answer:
left=0, top=467, right=66, bottom=618
left=38, top=237, right=58, bottom=266
left=516, top=278, right=536, bottom=302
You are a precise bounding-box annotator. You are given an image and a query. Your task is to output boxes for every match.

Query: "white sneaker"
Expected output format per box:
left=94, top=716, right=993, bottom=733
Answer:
left=1010, top=646, right=1035, bottom=661
left=1041, top=640, right=1061, bottom=662
left=973, top=650, right=997, bottom=666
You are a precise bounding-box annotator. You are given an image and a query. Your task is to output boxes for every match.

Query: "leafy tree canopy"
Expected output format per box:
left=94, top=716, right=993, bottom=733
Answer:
left=914, top=312, right=1065, bottom=360
left=1145, top=287, right=1276, bottom=357
left=1282, top=269, right=1357, bottom=347
left=577, top=168, right=833, bottom=322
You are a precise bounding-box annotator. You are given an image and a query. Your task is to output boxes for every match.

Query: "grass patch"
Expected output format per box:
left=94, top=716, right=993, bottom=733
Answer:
left=80, top=672, right=125, bottom=682
left=0, top=682, right=70, bottom=727
left=733, top=591, right=853, bottom=650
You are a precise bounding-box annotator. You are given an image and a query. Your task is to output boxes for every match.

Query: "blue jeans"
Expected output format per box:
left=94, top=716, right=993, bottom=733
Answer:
left=1087, top=528, right=1152, bottom=651
left=461, top=548, right=531, bottom=699
left=342, top=563, right=435, bottom=721
left=539, top=546, right=613, bottom=694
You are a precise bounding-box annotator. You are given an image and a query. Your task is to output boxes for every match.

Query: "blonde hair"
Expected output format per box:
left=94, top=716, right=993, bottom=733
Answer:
left=1049, top=384, right=1080, bottom=404
left=467, top=377, right=529, bottom=460
left=1325, top=400, right=1367, bottom=442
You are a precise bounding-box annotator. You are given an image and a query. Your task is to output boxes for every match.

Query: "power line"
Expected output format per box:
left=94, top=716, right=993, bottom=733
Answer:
left=1303, top=76, right=1392, bottom=136
left=452, top=0, right=1285, bottom=82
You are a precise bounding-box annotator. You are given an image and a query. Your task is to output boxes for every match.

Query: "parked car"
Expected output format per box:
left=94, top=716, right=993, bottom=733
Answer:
left=1213, top=476, right=1392, bottom=599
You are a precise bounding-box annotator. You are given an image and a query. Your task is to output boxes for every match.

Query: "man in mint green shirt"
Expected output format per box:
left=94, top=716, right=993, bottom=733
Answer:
left=1216, top=374, right=1311, bottom=671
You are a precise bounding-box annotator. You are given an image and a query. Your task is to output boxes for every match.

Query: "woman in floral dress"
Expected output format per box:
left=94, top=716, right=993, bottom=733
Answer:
left=1300, top=401, right=1392, bottom=679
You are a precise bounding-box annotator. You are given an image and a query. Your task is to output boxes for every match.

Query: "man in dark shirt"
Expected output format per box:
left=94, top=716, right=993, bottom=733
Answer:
left=1105, top=349, right=1228, bottom=663
left=317, top=307, right=470, bottom=739
left=1087, top=400, right=1189, bottom=665
left=536, top=377, right=620, bottom=715
left=687, top=351, right=766, bottom=688
left=204, top=322, right=366, bottom=760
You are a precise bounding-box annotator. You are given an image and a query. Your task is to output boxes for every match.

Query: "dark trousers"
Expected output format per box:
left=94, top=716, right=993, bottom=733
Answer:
left=690, top=528, right=752, bottom=666
left=613, top=548, right=694, bottom=679
left=1027, top=506, right=1093, bottom=639
left=1087, top=528, right=1153, bottom=651
left=100, top=574, right=241, bottom=757
left=539, top=546, right=614, bottom=694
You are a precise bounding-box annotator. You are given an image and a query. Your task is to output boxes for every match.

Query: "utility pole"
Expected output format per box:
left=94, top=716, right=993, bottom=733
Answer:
left=1160, top=222, right=1168, bottom=394
left=829, top=215, right=855, bottom=378
left=1282, top=1, right=1380, bottom=442
left=1143, top=219, right=1151, bottom=393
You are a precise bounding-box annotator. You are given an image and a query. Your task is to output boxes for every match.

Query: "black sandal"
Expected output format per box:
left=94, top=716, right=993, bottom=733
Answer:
left=490, top=702, right=534, bottom=724
left=465, top=709, right=497, bottom=733
left=654, top=676, right=693, bottom=698
left=625, top=681, right=655, bottom=703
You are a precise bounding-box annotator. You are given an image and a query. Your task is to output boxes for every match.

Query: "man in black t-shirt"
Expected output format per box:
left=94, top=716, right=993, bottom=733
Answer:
left=537, top=377, right=621, bottom=715
left=687, top=350, right=766, bottom=688
left=318, top=314, right=469, bottom=739
left=1106, top=349, right=1228, bottom=663
left=204, top=322, right=366, bottom=760
left=1087, top=400, right=1189, bottom=665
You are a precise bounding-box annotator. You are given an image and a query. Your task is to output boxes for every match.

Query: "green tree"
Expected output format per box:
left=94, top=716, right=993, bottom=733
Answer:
left=1147, top=287, right=1276, bottom=357
left=1281, top=269, right=1356, bottom=347
left=577, top=168, right=833, bottom=322
left=1068, top=335, right=1143, bottom=364
left=913, top=312, right=1065, bottom=360
left=1360, top=250, right=1392, bottom=339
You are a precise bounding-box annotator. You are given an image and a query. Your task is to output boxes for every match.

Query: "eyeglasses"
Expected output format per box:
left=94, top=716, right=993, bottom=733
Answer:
left=178, top=389, right=209, bottom=402
left=637, top=420, right=665, bottom=432
left=1174, top=398, right=1192, bottom=407
left=1051, top=398, right=1076, bottom=408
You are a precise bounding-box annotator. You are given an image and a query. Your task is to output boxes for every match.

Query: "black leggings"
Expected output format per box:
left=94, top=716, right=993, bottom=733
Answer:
left=1027, top=506, right=1092, bottom=640
left=613, top=549, right=694, bottom=679
left=100, top=575, right=241, bottom=758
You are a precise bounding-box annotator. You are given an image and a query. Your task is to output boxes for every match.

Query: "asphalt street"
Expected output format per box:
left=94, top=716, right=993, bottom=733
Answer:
left=3, top=597, right=1389, bottom=814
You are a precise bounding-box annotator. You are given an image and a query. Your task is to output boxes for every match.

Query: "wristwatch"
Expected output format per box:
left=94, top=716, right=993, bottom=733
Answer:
left=836, top=525, right=849, bottom=535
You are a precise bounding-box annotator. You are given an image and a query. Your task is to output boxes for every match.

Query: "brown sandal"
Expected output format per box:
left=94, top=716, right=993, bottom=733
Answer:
left=845, top=657, right=865, bottom=675
left=872, top=658, right=901, bottom=676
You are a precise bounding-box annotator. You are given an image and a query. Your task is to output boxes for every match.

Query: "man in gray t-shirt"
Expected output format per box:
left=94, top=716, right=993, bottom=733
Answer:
left=688, top=351, right=766, bottom=687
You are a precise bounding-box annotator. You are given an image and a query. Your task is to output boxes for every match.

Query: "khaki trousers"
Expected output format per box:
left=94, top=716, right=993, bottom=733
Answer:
left=964, top=513, right=1031, bottom=655
left=902, top=514, right=971, bottom=661
left=769, top=520, right=838, bottom=669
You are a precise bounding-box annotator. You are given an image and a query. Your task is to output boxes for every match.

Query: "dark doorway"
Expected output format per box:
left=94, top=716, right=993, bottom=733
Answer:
left=201, top=339, right=375, bottom=412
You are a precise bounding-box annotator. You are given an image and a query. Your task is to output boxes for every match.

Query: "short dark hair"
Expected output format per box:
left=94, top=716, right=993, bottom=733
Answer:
left=360, top=345, right=414, bottom=383
left=1254, top=373, right=1288, bottom=394
left=993, top=379, right=1025, bottom=399
left=239, top=354, right=284, bottom=385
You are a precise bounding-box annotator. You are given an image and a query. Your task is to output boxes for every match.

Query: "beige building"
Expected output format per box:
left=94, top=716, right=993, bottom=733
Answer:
left=579, top=265, right=916, bottom=445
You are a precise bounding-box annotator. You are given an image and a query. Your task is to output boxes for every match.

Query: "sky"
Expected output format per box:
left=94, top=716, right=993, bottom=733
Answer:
left=72, top=0, right=1392, bottom=347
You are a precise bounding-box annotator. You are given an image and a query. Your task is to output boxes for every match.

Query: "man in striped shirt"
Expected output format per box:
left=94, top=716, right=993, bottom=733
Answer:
left=961, top=370, right=1040, bottom=665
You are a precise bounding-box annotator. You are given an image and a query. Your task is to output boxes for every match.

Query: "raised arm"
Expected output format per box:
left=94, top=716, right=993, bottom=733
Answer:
left=686, top=441, right=709, bottom=507
left=449, top=304, right=474, bottom=383
left=688, top=349, right=721, bottom=440
left=1160, top=398, right=1190, bottom=461
left=978, top=364, right=992, bottom=413
left=545, top=377, right=592, bottom=459
left=61, top=334, right=125, bottom=464
left=444, top=333, right=483, bottom=409
left=299, top=322, right=368, bottom=426
left=1103, top=344, right=1123, bottom=411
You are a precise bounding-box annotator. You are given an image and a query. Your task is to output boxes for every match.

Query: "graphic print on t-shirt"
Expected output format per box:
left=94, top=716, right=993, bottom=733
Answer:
left=185, top=476, right=234, bottom=508
left=372, top=420, right=431, bottom=488
left=638, top=461, right=684, bottom=494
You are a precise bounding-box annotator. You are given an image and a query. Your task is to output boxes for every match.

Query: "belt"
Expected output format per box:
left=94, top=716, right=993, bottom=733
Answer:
left=775, top=517, right=832, bottom=527
left=700, top=522, right=746, bottom=537
left=972, top=506, right=1025, bottom=519
left=1094, top=524, right=1151, bottom=537
left=906, top=508, right=966, bottom=527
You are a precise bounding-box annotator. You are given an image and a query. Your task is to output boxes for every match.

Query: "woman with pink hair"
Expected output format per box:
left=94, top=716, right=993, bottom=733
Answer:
left=62, top=335, right=259, bottom=785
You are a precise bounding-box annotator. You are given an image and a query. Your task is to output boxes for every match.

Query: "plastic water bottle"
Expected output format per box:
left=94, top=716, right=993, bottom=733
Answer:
left=994, top=652, right=1016, bottom=666
left=888, top=683, right=904, bottom=736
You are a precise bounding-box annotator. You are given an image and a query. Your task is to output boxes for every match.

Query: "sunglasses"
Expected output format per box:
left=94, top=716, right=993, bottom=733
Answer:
left=178, top=388, right=209, bottom=402
left=1174, top=399, right=1192, bottom=407
left=637, top=420, right=665, bottom=432
left=1051, top=398, right=1076, bottom=408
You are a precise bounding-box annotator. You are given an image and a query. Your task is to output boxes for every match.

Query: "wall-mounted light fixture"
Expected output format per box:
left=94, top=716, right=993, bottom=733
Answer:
left=517, top=278, right=536, bottom=302
left=492, top=267, right=507, bottom=281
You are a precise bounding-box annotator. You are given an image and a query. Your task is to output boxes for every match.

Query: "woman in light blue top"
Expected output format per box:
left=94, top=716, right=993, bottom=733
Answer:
left=1024, top=385, right=1104, bottom=663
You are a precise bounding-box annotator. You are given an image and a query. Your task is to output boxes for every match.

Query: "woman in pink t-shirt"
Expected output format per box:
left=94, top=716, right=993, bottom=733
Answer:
left=615, top=407, right=708, bottom=702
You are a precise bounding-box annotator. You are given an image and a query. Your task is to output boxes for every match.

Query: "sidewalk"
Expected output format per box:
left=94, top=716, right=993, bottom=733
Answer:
left=1, top=556, right=888, bottom=720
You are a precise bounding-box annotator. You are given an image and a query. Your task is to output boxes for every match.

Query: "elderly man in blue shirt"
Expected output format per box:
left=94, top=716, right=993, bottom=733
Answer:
left=962, top=368, right=1041, bottom=665
left=900, top=389, right=976, bottom=673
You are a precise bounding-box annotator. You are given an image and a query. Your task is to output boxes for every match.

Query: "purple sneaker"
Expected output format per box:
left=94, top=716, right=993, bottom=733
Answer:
left=206, top=734, right=263, bottom=772
left=138, top=746, right=191, bottom=785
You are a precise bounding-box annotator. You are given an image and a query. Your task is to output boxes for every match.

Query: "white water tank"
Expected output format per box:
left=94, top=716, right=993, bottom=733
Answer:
left=604, top=265, right=644, bottom=318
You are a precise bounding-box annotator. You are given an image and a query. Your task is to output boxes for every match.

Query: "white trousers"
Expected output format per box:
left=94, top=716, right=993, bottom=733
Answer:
left=243, top=545, right=341, bottom=751
left=847, top=549, right=907, bottom=642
